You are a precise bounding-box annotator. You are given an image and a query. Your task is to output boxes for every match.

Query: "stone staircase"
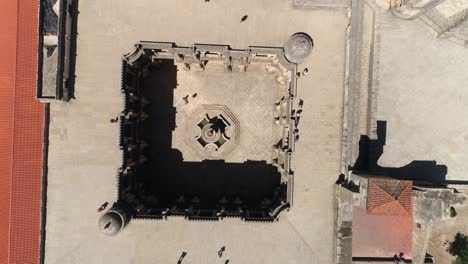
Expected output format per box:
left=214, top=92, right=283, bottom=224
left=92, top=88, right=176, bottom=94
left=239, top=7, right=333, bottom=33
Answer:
left=444, top=18, right=468, bottom=45
left=391, top=0, right=445, bottom=20
left=436, top=7, right=468, bottom=45
left=293, top=0, right=350, bottom=9
left=392, top=0, right=468, bottom=46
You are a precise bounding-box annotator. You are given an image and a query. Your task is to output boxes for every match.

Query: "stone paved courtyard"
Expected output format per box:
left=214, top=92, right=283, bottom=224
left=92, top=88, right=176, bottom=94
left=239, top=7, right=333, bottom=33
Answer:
left=173, top=63, right=281, bottom=163
left=375, top=10, right=468, bottom=182
left=44, top=0, right=348, bottom=263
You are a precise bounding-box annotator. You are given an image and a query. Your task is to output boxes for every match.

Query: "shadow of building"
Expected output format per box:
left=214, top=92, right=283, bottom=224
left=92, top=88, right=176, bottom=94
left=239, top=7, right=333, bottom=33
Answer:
left=118, top=57, right=286, bottom=221
left=352, top=120, right=449, bottom=186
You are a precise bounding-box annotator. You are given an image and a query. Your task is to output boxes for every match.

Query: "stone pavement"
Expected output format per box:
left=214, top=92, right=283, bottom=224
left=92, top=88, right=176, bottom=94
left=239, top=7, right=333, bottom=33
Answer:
left=375, top=12, right=468, bottom=182
left=172, top=63, right=281, bottom=163
left=335, top=1, right=468, bottom=262
left=427, top=187, right=468, bottom=263
left=44, top=0, right=348, bottom=263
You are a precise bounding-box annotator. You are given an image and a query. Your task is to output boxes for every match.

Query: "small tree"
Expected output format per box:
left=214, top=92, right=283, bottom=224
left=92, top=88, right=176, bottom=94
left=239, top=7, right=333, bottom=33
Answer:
left=449, top=233, right=468, bottom=264
left=454, top=245, right=468, bottom=264
left=451, top=207, right=458, bottom=218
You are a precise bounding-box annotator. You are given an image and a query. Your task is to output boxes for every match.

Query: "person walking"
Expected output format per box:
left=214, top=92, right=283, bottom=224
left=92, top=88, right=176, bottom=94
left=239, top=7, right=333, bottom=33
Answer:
left=177, top=252, right=187, bottom=264
left=296, top=110, right=302, bottom=118
left=218, top=246, right=226, bottom=257
left=97, top=202, right=109, bottom=213
left=298, top=99, right=304, bottom=108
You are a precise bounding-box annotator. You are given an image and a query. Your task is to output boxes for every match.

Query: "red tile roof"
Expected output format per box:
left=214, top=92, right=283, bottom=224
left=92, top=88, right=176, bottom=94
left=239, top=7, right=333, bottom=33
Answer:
left=0, top=0, right=17, bottom=260
left=367, top=178, right=413, bottom=216
left=352, top=206, right=413, bottom=259
left=0, top=0, right=43, bottom=263
left=352, top=178, right=413, bottom=259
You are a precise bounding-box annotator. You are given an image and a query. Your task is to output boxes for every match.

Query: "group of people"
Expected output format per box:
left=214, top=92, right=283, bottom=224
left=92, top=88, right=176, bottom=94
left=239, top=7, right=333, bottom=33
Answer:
left=177, top=246, right=229, bottom=264
left=291, top=70, right=308, bottom=146
left=292, top=99, right=304, bottom=142
left=183, top=93, right=197, bottom=104
left=273, top=96, right=304, bottom=144
left=97, top=201, right=113, bottom=230
left=296, top=68, right=309, bottom=79
left=97, top=201, right=111, bottom=229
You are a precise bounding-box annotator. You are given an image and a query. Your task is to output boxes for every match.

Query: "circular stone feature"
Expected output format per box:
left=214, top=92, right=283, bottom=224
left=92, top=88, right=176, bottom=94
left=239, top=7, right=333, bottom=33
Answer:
left=186, top=105, right=240, bottom=159
left=201, top=124, right=221, bottom=143
left=284, top=33, right=314, bottom=64
left=98, top=211, right=125, bottom=236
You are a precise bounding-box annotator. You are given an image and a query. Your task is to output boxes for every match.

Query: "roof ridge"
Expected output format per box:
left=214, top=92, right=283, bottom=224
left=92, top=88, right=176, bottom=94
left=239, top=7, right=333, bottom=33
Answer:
left=378, top=179, right=407, bottom=198
left=369, top=200, right=409, bottom=216
left=368, top=181, right=396, bottom=211
left=367, top=178, right=413, bottom=216
left=396, top=183, right=412, bottom=214
left=374, top=181, right=398, bottom=201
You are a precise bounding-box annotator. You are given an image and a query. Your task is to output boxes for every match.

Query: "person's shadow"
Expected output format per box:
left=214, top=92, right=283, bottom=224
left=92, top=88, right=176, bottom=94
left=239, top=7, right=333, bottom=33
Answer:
left=177, top=251, right=187, bottom=264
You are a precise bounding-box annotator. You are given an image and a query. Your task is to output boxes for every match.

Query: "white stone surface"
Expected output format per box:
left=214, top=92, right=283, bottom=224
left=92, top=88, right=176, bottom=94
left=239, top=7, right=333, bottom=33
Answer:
left=172, top=63, right=281, bottom=163
left=376, top=14, right=468, bottom=181
left=436, top=0, right=468, bottom=18
left=45, top=0, right=348, bottom=263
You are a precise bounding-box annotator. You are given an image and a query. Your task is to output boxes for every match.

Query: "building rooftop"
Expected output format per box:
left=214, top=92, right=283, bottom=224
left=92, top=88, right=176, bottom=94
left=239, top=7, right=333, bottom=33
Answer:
left=367, top=178, right=413, bottom=216
left=0, top=0, right=44, bottom=263
left=352, top=178, right=413, bottom=260
left=352, top=207, right=413, bottom=260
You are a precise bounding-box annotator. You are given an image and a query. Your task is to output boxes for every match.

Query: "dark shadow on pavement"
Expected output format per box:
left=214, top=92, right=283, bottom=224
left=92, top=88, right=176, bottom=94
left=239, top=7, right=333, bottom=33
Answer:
left=352, top=120, right=449, bottom=186
left=119, top=59, right=285, bottom=220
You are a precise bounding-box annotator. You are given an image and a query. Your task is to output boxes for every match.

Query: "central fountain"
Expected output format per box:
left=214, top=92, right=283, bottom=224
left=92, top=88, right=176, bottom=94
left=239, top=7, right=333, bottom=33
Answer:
left=187, top=105, right=240, bottom=159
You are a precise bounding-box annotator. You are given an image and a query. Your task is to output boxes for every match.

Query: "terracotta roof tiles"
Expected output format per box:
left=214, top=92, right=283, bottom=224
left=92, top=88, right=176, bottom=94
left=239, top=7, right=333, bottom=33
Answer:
left=352, top=206, right=413, bottom=259
left=0, top=0, right=43, bottom=263
left=352, top=177, right=414, bottom=259
left=367, top=178, right=413, bottom=216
